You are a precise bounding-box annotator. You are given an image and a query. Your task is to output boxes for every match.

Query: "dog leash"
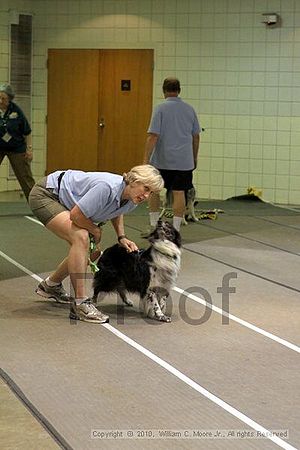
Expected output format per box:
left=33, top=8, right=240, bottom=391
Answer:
left=88, top=236, right=100, bottom=274
left=88, top=221, right=108, bottom=273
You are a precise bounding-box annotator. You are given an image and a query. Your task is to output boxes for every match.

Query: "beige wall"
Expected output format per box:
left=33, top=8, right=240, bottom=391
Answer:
left=0, top=0, right=299, bottom=204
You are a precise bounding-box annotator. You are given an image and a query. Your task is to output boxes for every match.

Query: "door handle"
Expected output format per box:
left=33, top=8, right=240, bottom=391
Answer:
left=99, top=118, right=105, bottom=128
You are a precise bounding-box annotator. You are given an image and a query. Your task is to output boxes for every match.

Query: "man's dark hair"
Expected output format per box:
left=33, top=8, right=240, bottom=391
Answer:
left=162, top=77, right=181, bottom=93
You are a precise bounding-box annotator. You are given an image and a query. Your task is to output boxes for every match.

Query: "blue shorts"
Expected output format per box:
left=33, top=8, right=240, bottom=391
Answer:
left=158, top=169, right=193, bottom=191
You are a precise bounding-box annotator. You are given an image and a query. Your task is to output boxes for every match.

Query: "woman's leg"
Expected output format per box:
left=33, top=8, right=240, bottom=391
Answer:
left=29, top=185, right=108, bottom=322
left=47, top=257, right=69, bottom=283
left=46, top=211, right=90, bottom=299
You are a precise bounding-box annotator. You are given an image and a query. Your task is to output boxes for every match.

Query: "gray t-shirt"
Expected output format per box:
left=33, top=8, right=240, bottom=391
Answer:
left=46, top=170, right=136, bottom=222
left=148, top=97, right=201, bottom=170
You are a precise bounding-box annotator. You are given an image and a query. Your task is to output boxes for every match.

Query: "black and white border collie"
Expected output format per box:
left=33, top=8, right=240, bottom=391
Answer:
left=93, top=221, right=181, bottom=322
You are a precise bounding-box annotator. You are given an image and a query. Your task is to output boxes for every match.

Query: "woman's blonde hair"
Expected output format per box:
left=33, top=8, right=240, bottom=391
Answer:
left=123, top=164, right=164, bottom=193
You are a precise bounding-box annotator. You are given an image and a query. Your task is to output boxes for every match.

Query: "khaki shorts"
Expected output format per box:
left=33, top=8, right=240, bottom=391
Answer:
left=28, top=177, right=68, bottom=225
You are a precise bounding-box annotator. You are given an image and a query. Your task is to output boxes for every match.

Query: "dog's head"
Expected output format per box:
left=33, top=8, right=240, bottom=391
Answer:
left=148, top=220, right=181, bottom=248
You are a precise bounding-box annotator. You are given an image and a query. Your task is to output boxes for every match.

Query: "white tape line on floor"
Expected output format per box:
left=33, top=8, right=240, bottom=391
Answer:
left=0, top=245, right=298, bottom=449
left=25, top=216, right=43, bottom=226
left=103, top=323, right=297, bottom=450
left=174, top=287, right=300, bottom=354
left=0, top=250, right=42, bottom=282
left=9, top=218, right=300, bottom=354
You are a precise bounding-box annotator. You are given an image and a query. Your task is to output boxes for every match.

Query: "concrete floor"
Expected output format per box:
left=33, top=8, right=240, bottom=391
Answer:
left=0, top=193, right=299, bottom=450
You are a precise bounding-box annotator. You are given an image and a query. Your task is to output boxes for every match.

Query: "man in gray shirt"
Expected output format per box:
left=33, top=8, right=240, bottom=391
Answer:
left=143, top=77, right=201, bottom=232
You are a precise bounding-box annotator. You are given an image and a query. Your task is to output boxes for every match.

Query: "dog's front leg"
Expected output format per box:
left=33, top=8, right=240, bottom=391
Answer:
left=159, top=295, right=168, bottom=315
left=144, top=291, right=171, bottom=323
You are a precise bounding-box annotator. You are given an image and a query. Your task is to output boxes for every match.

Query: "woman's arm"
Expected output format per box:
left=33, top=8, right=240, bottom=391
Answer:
left=70, top=205, right=101, bottom=243
left=111, top=216, right=138, bottom=252
left=110, top=215, right=125, bottom=237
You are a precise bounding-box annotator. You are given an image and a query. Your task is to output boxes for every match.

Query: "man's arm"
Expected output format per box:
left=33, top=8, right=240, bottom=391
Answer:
left=143, top=133, right=159, bottom=164
left=192, top=133, right=200, bottom=169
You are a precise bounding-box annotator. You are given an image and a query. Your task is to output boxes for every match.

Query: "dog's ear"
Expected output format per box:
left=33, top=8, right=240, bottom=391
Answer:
left=148, top=234, right=155, bottom=243
left=168, top=221, right=182, bottom=247
left=147, top=227, right=159, bottom=243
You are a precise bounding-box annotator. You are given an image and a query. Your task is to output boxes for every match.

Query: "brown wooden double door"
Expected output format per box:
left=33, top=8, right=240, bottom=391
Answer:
left=47, top=49, right=153, bottom=175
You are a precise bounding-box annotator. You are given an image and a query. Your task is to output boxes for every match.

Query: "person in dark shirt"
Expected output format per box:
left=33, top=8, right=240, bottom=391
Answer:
left=0, top=83, right=35, bottom=200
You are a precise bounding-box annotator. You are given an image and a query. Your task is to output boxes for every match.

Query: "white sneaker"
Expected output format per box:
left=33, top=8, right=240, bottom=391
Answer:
left=35, top=280, right=73, bottom=304
left=69, top=300, right=109, bottom=323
